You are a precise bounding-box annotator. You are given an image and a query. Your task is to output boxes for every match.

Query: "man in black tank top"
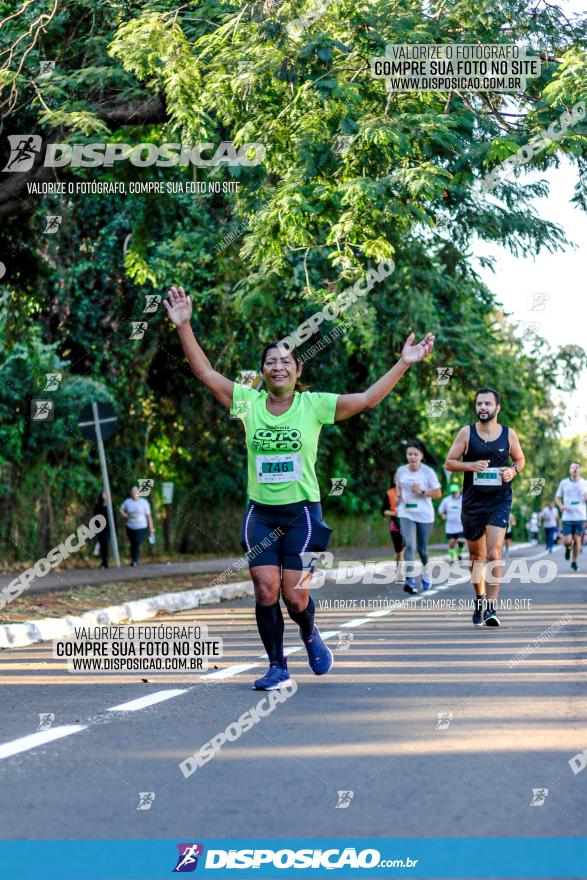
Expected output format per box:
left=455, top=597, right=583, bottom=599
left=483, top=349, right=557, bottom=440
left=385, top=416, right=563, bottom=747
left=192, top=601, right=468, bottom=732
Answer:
left=445, top=388, right=525, bottom=627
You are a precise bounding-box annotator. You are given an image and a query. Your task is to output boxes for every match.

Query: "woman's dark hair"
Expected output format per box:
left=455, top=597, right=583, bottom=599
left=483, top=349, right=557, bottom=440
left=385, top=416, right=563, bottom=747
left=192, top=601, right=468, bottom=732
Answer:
left=260, top=342, right=306, bottom=392
left=404, top=439, right=438, bottom=468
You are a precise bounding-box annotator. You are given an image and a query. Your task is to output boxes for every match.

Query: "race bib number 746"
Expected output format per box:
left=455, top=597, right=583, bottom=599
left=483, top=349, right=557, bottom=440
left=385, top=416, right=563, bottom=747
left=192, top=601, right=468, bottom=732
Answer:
left=256, top=454, right=302, bottom=483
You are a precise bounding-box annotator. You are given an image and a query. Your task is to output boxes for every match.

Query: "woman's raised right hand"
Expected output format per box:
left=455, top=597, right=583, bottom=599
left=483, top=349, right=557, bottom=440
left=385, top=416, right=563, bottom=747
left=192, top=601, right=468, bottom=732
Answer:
left=164, top=286, right=193, bottom=327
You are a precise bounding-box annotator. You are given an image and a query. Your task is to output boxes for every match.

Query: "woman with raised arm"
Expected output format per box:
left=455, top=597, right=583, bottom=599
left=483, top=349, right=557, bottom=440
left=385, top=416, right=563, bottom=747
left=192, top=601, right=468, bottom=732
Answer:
left=164, top=285, right=435, bottom=690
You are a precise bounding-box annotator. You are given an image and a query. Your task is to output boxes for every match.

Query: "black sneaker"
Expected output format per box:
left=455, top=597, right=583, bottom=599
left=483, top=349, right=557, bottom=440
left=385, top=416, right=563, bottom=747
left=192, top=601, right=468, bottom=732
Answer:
left=571, top=561, right=578, bottom=572
left=484, top=608, right=501, bottom=627
left=565, top=546, right=571, bottom=561
left=472, top=605, right=484, bottom=627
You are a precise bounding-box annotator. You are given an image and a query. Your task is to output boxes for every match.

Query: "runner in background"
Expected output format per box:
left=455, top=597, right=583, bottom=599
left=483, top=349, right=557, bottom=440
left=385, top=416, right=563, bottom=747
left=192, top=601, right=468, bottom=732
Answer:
left=438, top=483, right=465, bottom=562
left=527, top=512, right=540, bottom=546
left=445, top=388, right=525, bottom=627
left=503, top=511, right=516, bottom=558
left=395, top=441, right=441, bottom=594
left=540, top=501, right=559, bottom=553
left=556, top=462, right=587, bottom=572
left=120, top=486, right=155, bottom=567
left=382, top=483, right=405, bottom=570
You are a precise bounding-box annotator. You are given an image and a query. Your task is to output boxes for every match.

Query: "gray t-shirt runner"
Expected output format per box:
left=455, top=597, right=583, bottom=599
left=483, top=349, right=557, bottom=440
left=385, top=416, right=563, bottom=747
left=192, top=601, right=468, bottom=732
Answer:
left=120, top=497, right=151, bottom=530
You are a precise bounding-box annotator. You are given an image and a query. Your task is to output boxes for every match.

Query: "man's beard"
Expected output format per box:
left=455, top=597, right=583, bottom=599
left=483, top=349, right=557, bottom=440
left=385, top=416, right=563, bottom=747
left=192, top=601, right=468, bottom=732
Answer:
left=478, top=411, right=495, bottom=421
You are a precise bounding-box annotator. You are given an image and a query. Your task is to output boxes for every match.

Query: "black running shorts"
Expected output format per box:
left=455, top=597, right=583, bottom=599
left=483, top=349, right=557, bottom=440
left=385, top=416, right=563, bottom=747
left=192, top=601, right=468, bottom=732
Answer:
left=240, top=499, right=333, bottom=570
left=461, top=498, right=511, bottom=542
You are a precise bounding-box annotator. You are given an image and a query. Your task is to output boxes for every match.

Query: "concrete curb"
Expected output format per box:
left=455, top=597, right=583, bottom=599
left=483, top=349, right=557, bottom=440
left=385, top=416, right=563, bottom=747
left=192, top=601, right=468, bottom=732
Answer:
left=0, top=579, right=255, bottom=651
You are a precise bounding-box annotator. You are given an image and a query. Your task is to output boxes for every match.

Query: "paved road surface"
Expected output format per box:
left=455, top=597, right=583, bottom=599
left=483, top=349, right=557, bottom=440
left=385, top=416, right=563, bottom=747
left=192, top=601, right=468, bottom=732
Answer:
left=0, top=544, right=584, bottom=849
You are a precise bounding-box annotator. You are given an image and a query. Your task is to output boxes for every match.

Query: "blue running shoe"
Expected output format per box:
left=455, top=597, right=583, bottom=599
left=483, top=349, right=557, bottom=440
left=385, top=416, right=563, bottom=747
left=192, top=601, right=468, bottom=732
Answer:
left=252, top=661, right=290, bottom=690
left=301, top=625, right=333, bottom=676
left=421, top=577, right=431, bottom=591
left=483, top=607, right=501, bottom=627
left=403, top=577, right=419, bottom=594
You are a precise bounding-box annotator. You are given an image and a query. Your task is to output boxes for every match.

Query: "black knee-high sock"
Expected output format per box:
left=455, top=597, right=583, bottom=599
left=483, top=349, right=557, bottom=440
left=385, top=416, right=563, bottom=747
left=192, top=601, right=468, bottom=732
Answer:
left=286, top=595, right=315, bottom=638
left=255, top=602, right=285, bottom=666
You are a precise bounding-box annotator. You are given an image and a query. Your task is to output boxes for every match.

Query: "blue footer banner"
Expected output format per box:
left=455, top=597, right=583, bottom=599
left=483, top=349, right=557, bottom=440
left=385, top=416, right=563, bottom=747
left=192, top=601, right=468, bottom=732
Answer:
left=0, top=838, right=586, bottom=879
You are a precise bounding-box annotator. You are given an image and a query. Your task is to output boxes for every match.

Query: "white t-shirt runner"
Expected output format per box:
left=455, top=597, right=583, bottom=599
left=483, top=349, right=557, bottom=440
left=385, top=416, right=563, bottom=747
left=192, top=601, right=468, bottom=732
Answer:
left=555, top=478, right=587, bottom=522
left=120, top=497, right=151, bottom=530
left=395, top=464, right=440, bottom=524
left=540, top=506, right=558, bottom=528
left=438, top=494, right=463, bottom=534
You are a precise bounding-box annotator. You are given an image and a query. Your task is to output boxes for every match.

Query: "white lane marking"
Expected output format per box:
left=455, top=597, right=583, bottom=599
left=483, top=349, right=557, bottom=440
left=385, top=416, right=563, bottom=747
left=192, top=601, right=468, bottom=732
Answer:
left=0, top=725, right=87, bottom=761
left=108, top=689, right=187, bottom=711
left=340, top=617, right=371, bottom=628
left=368, top=609, right=393, bottom=617
left=423, top=590, right=438, bottom=595
left=201, top=663, right=259, bottom=680
left=318, top=630, right=340, bottom=639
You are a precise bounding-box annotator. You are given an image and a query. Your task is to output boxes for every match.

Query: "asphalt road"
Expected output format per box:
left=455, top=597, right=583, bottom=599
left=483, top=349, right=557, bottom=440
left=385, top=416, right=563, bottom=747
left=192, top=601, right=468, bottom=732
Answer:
left=0, top=544, right=585, bottom=849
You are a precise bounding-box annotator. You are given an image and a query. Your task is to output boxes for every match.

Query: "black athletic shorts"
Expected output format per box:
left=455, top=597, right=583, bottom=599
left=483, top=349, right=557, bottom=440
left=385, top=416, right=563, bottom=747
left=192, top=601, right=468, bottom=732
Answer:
left=240, top=499, right=333, bottom=570
left=446, top=531, right=464, bottom=540
left=461, top=499, right=511, bottom=542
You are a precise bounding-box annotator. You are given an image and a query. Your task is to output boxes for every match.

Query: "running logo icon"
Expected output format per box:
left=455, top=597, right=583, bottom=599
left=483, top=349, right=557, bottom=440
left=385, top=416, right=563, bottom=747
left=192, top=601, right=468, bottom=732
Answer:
left=231, top=400, right=251, bottom=420
left=528, top=478, right=545, bottom=496
left=237, top=370, right=258, bottom=387
left=137, top=479, right=154, bottom=496
left=335, top=790, right=354, bottom=809
left=2, top=135, right=42, bottom=172
left=143, top=294, right=161, bottom=313
left=436, top=712, right=453, bottom=730
left=44, top=215, right=62, bottom=234
left=129, top=321, right=148, bottom=340
left=38, top=60, right=55, bottom=79
left=31, top=399, right=54, bottom=421
left=335, top=631, right=353, bottom=651
left=528, top=292, right=550, bottom=311
left=333, top=135, right=356, bottom=154
left=136, top=792, right=155, bottom=811
left=427, top=399, right=447, bottom=418
left=434, top=366, right=453, bottom=386
left=530, top=788, right=548, bottom=806
left=37, top=713, right=55, bottom=730
left=329, top=477, right=347, bottom=496
left=173, top=843, right=204, bottom=872
left=521, top=322, right=539, bottom=341
left=43, top=373, right=62, bottom=391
